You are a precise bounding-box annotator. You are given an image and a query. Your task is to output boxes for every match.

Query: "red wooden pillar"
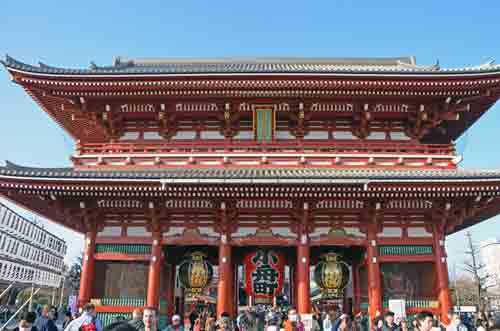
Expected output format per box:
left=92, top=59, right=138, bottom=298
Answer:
left=147, top=232, right=162, bottom=308
left=78, top=229, right=97, bottom=307
left=297, top=243, right=311, bottom=314
left=367, top=224, right=382, bottom=320
left=297, top=202, right=311, bottom=315
left=217, top=234, right=233, bottom=318
left=433, top=224, right=451, bottom=324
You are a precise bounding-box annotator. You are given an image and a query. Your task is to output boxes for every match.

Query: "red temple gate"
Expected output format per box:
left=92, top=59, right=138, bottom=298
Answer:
left=1, top=55, right=500, bottom=324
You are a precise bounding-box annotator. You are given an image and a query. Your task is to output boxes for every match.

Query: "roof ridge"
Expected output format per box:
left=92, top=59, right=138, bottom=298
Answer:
left=4, top=55, right=500, bottom=76
left=115, top=56, right=416, bottom=66
left=2, top=162, right=500, bottom=181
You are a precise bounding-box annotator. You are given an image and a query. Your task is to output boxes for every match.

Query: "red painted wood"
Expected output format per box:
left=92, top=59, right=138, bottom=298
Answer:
left=79, top=230, right=97, bottom=308
left=161, top=237, right=217, bottom=246
left=433, top=225, right=452, bottom=324
left=310, top=237, right=366, bottom=247
left=77, top=140, right=455, bottom=156
left=96, top=237, right=153, bottom=244
left=94, top=253, right=151, bottom=261
left=231, top=237, right=296, bottom=247
left=377, top=238, right=434, bottom=245
left=297, top=243, right=311, bottom=315
left=378, top=255, right=435, bottom=263
left=217, top=241, right=233, bottom=318
left=367, top=224, right=382, bottom=321
left=147, top=232, right=162, bottom=308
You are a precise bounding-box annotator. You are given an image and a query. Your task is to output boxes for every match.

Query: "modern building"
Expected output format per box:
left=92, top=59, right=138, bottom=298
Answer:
left=480, top=238, right=500, bottom=290
left=1, top=55, right=500, bottom=324
left=0, top=202, right=67, bottom=305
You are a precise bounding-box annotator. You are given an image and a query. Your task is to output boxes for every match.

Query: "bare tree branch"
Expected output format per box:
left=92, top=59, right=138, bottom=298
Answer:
left=462, top=231, right=493, bottom=313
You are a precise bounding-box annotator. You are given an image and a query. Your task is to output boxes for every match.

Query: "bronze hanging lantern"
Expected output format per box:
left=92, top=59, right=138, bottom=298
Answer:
left=178, top=251, right=214, bottom=294
left=314, top=252, right=350, bottom=298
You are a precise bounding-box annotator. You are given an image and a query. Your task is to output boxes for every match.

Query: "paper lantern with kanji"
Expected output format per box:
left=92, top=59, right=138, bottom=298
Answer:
left=244, top=249, right=285, bottom=304
left=178, top=251, right=214, bottom=294
left=314, top=252, right=350, bottom=298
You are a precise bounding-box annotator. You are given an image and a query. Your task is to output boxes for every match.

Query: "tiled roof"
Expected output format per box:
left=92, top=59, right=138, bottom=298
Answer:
left=2, top=161, right=500, bottom=182
left=3, top=55, right=500, bottom=76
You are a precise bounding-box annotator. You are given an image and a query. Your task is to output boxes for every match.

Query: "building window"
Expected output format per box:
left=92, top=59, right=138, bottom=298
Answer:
left=253, top=108, right=275, bottom=141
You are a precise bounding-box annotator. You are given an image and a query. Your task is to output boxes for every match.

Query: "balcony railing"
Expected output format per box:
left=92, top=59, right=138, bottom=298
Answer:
left=77, top=140, right=455, bottom=156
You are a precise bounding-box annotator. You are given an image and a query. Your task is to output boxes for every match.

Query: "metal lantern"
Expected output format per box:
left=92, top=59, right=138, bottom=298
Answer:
left=178, top=251, right=214, bottom=294
left=314, top=252, right=350, bottom=298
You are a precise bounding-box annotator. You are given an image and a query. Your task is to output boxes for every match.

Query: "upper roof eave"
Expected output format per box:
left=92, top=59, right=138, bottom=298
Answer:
left=4, top=55, right=500, bottom=79
left=2, top=161, right=500, bottom=183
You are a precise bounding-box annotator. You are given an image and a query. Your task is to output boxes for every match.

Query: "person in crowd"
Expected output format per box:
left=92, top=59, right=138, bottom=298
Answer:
left=400, top=320, right=409, bottom=331
left=356, top=312, right=369, bottom=331
left=331, top=314, right=349, bottom=331
left=189, top=309, right=199, bottom=331
left=142, top=307, right=159, bottom=331
left=323, top=312, right=334, bottom=331
left=448, top=314, right=468, bottom=331
left=312, top=307, right=323, bottom=331
left=216, top=312, right=234, bottom=331
left=372, top=317, right=384, bottom=331
left=13, top=312, right=38, bottom=331
left=18, top=320, right=34, bottom=331
left=34, top=305, right=58, bottom=331
left=237, top=308, right=256, bottom=331
left=49, top=306, right=58, bottom=322
left=477, top=319, right=488, bottom=331
left=487, top=319, right=498, bottom=331
left=411, top=319, right=419, bottom=331
left=284, top=308, right=304, bottom=331
left=205, top=313, right=217, bottom=331
left=194, top=318, right=202, bottom=331
left=199, top=309, right=209, bottom=331
left=430, top=319, right=442, bottom=331
left=265, top=313, right=280, bottom=331
left=63, top=311, right=74, bottom=330
left=165, top=315, right=185, bottom=331
left=64, top=303, right=102, bottom=331
left=414, top=311, right=434, bottom=331
left=129, top=309, right=144, bottom=331
left=383, top=312, right=400, bottom=331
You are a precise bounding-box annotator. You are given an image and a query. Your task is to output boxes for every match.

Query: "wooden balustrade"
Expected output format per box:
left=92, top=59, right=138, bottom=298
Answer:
left=77, top=140, right=455, bottom=156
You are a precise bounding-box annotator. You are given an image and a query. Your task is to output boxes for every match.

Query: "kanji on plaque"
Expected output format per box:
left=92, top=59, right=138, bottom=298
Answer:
left=244, top=249, right=285, bottom=304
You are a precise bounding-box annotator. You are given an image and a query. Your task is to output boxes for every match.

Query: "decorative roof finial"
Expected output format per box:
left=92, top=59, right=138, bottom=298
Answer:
left=113, top=56, right=122, bottom=66
left=430, top=59, right=440, bottom=71
left=479, top=58, right=495, bottom=67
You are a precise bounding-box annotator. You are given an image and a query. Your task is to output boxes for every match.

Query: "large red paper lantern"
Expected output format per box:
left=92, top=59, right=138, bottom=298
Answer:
left=244, top=249, right=285, bottom=304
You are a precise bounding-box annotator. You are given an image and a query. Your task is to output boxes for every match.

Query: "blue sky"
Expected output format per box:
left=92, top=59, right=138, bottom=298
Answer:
left=0, top=0, right=499, bottom=271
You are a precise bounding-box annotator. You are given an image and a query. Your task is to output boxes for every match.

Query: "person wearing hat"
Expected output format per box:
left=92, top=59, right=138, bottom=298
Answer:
left=165, top=315, right=185, bottom=331
left=382, top=312, right=400, bottom=331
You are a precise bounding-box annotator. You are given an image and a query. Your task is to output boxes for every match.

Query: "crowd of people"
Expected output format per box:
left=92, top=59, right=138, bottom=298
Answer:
left=11, top=303, right=500, bottom=331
